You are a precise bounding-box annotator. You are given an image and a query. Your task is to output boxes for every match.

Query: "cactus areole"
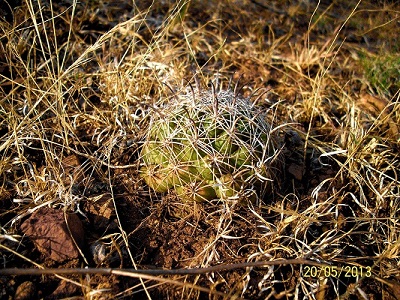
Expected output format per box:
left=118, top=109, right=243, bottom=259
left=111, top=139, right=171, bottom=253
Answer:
left=139, top=85, right=282, bottom=204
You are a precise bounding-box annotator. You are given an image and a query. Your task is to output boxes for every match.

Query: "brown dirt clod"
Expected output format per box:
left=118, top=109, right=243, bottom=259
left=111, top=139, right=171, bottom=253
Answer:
left=20, top=207, right=84, bottom=262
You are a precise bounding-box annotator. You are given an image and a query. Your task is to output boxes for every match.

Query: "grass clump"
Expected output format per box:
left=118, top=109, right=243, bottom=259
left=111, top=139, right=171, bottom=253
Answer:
left=360, top=52, right=400, bottom=97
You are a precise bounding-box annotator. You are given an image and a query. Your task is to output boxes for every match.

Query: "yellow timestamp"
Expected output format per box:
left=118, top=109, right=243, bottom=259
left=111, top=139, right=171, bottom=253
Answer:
left=302, top=265, right=372, bottom=278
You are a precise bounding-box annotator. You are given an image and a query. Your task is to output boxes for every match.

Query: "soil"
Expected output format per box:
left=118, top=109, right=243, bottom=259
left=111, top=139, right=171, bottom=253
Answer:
left=0, top=0, right=399, bottom=299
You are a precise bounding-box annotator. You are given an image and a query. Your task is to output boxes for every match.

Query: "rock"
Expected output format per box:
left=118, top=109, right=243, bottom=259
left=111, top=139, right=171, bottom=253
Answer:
left=20, top=207, right=84, bottom=262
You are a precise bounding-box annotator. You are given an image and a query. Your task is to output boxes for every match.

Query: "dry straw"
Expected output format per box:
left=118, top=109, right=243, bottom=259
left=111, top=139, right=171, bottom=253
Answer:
left=0, top=0, right=399, bottom=299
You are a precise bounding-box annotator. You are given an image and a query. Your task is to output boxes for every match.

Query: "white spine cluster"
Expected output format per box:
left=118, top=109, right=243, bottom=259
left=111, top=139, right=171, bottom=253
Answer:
left=140, top=86, right=282, bottom=204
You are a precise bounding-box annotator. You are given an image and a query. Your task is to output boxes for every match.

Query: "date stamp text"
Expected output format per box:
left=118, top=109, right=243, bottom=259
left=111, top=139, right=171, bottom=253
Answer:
left=302, top=265, right=372, bottom=278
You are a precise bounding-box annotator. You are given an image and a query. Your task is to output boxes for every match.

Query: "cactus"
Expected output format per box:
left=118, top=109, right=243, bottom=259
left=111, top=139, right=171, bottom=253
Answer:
left=139, top=84, right=282, bottom=204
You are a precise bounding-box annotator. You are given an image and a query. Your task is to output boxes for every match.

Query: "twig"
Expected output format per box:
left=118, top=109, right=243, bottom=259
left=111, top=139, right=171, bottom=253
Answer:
left=0, top=258, right=325, bottom=276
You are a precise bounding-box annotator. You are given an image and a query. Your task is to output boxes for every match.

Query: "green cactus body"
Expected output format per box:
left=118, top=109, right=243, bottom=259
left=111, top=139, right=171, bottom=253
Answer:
left=176, top=181, right=217, bottom=203
left=215, top=173, right=241, bottom=199
left=194, top=155, right=218, bottom=181
left=234, top=115, right=253, bottom=141
left=171, top=165, right=201, bottom=186
left=149, top=119, right=177, bottom=141
left=140, top=164, right=200, bottom=192
left=141, top=142, right=171, bottom=165
left=230, top=145, right=253, bottom=168
left=139, top=165, right=173, bottom=193
left=139, top=85, right=282, bottom=204
left=202, top=115, right=225, bottom=138
left=176, top=138, right=206, bottom=162
left=213, top=131, right=240, bottom=155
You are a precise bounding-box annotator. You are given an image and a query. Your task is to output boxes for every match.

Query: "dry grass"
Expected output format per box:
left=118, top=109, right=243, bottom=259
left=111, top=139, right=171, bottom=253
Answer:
left=0, top=0, right=399, bottom=299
